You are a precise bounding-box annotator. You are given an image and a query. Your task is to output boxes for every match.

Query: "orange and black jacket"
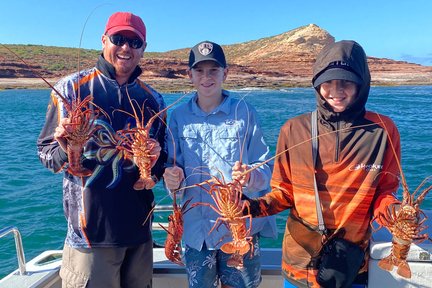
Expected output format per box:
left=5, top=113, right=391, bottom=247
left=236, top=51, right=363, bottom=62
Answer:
left=248, top=41, right=400, bottom=287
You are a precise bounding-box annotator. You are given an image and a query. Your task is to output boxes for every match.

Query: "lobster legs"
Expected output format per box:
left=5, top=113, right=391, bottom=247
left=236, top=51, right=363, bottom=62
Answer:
left=192, top=181, right=254, bottom=270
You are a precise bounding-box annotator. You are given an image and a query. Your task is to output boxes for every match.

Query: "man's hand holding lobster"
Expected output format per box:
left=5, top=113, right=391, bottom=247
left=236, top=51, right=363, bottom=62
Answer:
left=137, top=138, right=162, bottom=190
left=54, top=117, right=71, bottom=152
left=144, top=138, right=162, bottom=169
left=54, top=116, right=94, bottom=177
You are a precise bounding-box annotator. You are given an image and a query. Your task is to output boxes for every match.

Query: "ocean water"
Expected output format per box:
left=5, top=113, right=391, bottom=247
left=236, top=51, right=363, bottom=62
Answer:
left=0, top=86, right=431, bottom=277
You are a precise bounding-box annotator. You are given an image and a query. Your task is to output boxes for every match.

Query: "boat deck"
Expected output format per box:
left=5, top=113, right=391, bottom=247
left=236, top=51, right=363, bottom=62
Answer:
left=0, top=248, right=282, bottom=288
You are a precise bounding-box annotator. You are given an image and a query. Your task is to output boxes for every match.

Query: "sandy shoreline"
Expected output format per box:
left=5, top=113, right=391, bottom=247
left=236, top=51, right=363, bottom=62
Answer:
left=0, top=78, right=57, bottom=90
left=2, top=75, right=432, bottom=92
left=0, top=77, right=309, bottom=92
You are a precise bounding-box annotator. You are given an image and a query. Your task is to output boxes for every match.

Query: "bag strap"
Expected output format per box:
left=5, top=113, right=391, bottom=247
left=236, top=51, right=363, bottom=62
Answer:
left=311, top=110, right=328, bottom=235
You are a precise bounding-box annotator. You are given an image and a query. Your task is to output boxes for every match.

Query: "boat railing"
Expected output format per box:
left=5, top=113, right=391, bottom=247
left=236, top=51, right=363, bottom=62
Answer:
left=152, top=204, right=171, bottom=231
left=0, top=205, right=171, bottom=278
left=153, top=204, right=173, bottom=212
left=0, top=226, right=26, bottom=275
left=1, top=206, right=284, bottom=287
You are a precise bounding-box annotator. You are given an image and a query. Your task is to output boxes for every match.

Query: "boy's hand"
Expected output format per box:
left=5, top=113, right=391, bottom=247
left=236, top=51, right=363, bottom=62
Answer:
left=232, top=161, right=250, bottom=187
left=163, top=166, right=185, bottom=190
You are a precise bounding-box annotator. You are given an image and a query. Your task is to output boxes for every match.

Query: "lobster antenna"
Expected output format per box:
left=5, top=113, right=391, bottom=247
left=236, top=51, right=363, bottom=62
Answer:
left=412, top=175, right=432, bottom=199
left=374, top=113, right=409, bottom=202
left=155, top=102, right=183, bottom=213
left=141, top=173, right=196, bottom=226
left=151, top=93, right=194, bottom=173
left=179, top=122, right=381, bottom=191
left=142, top=192, right=173, bottom=226
left=76, top=4, right=108, bottom=101
left=413, top=183, right=432, bottom=207
left=156, top=109, right=176, bottom=165
left=126, top=86, right=142, bottom=127
left=145, top=92, right=189, bottom=135
left=0, top=44, right=71, bottom=111
left=234, top=91, right=252, bottom=165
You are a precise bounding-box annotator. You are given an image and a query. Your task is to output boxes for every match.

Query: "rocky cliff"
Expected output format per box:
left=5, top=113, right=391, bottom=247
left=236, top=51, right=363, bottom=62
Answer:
left=1, top=24, right=431, bottom=91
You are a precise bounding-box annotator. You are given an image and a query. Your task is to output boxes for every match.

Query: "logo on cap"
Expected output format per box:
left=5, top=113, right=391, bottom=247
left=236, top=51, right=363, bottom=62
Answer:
left=329, top=61, right=350, bottom=68
left=198, top=42, right=213, bottom=56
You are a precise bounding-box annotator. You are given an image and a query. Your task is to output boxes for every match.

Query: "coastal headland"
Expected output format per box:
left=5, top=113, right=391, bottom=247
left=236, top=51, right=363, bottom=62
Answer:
left=1, top=24, right=432, bottom=92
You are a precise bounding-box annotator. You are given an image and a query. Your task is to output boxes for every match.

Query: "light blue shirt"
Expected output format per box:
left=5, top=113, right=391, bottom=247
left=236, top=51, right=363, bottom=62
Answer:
left=166, top=90, right=277, bottom=251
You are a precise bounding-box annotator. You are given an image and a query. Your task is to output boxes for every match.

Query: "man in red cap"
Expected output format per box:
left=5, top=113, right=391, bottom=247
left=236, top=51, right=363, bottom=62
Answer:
left=37, top=12, right=166, bottom=287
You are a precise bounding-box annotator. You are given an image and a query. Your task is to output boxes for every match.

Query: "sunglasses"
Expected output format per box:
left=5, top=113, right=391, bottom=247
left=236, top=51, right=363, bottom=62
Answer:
left=108, top=34, right=144, bottom=49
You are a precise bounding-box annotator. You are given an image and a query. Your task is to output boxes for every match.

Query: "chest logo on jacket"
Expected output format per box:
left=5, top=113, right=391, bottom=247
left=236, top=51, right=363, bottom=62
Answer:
left=349, top=163, right=383, bottom=172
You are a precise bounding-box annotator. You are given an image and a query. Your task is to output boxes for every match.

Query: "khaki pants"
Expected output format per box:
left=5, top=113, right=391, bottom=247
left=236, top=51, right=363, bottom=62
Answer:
left=60, top=240, right=153, bottom=288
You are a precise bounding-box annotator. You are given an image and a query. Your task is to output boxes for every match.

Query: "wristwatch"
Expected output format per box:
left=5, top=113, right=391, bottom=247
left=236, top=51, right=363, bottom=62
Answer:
left=151, top=175, right=159, bottom=184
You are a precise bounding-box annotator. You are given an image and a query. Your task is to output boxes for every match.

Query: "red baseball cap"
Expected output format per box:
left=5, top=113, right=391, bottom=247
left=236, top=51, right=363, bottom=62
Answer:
left=105, top=12, right=146, bottom=42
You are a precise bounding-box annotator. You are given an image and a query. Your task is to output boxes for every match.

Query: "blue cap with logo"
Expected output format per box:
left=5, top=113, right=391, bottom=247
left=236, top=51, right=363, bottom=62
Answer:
left=188, top=41, right=227, bottom=68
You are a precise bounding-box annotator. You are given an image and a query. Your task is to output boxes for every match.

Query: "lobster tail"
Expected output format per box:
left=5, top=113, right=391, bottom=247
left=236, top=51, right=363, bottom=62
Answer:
left=67, top=144, right=92, bottom=177
left=378, top=239, right=413, bottom=278
left=378, top=255, right=412, bottom=278
left=133, top=178, right=155, bottom=190
left=227, top=252, right=244, bottom=269
left=221, top=241, right=250, bottom=255
left=378, top=255, right=396, bottom=272
left=396, top=261, right=412, bottom=278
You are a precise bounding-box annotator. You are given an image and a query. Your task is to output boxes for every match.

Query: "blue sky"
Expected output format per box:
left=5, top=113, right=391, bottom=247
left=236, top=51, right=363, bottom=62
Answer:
left=1, top=0, right=432, bottom=65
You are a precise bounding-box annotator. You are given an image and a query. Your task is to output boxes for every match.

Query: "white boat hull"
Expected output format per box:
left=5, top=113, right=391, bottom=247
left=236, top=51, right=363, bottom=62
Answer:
left=2, top=210, right=432, bottom=288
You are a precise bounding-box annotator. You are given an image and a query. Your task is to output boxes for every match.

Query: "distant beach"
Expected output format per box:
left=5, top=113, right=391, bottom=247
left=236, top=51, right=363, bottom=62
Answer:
left=0, top=78, right=56, bottom=90
left=2, top=76, right=432, bottom=93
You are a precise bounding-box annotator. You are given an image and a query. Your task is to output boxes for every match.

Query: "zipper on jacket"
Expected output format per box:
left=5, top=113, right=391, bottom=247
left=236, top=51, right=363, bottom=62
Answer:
left=334, top=120, right=340, bottom=162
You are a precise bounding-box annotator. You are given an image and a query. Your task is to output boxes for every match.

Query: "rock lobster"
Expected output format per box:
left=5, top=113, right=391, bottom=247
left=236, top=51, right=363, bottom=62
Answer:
left=193, top=174, right=254, bottom=269
left=158, top=195, right=192, bottom=266
left=1, top=44, right=100, bottom=177
left=374, top=113, right=432, bottom=278
left=376, top=177, right=432, bottom=278
left=115, top=91, right=184, bottom=190
left=59, top=94, right=100, bottom=177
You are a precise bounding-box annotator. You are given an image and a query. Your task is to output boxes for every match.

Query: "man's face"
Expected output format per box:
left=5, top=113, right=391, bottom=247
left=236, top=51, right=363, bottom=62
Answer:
left=319, top=80, right=358, bottom=112
left=102, top=30, right=146, bottom=83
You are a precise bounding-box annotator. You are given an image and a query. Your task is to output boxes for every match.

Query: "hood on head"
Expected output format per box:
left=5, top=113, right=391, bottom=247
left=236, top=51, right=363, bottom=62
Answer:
left=312, top=40, right=371, bottom=122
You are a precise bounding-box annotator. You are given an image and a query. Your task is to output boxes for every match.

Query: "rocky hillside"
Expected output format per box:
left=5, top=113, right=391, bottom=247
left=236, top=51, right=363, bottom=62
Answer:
left=1, top=24, right=431, bottom=91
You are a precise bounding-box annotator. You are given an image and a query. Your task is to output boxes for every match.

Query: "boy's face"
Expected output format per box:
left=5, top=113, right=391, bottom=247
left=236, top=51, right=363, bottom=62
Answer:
left=188, top=60, right=228, bottom=98
left=319, top=80, right=358, bottom=112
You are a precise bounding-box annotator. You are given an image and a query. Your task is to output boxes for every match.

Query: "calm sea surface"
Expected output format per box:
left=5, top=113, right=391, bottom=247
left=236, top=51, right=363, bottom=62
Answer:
left=0, top=86, right=431, bottom=277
